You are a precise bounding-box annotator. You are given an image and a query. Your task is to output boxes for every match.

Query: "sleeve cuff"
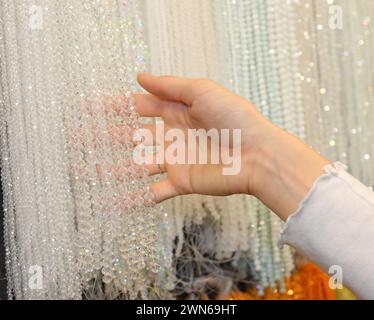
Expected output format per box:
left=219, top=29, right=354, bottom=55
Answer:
left=278, top=162, right=374, bottom=299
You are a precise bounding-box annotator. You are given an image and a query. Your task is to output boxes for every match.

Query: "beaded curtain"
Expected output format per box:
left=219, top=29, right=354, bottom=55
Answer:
left=0, top=0, right=373, bottom=300
left=0, top=0, right=174, bottom=299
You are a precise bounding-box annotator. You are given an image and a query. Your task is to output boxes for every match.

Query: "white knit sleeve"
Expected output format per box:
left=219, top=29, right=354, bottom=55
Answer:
left=279, top=162, right=374, bottom=300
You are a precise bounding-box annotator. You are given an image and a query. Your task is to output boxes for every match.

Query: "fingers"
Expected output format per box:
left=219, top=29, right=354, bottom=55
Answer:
left=140, top=151, right=166, bottom=176
left=132, top=124, right=157, bottom=145
left=134, top=93, right=187, bottom=119
left=134, top=145, right=167, bottom=176
left=134, top=93, right=164, bottom=117
left=151, top=179, right=179, bottom=203
left=137, top=73, right=197, bottom=105
left=145, top=162, right=166, bottom=176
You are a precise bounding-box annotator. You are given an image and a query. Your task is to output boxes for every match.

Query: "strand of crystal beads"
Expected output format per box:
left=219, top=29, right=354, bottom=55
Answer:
left=120, top=0, right=149, bottom=90
left=50, top=0, right=83, bottom=296
left=267, top=2, right=284, bottom=130
left=91, top=1, right=133, bottom=291
left=311, top=0, right=345, bottom=161
left=1, top=0, right=32, bottom=298
left=293, top=0, right=324, bottom=153
left=5, top=0, right=35, bottom=299
left=30, top=3, right=61, bottom=297
left=59, top=0, right=98, bottom=289
left=242, top=0, right=277, bottom=280
left=271, top=0, right=298, bottom=136
left=268, top=0, right=301, bottom=283
left=0, top=1, right=21, bottom=298
left=285, top=0, right=306, bottom=140
left=234, top=0, right=260, bottom=287
left=251, top=0, right=278, bottom=281
left=26, top=2, right=57, bottom=297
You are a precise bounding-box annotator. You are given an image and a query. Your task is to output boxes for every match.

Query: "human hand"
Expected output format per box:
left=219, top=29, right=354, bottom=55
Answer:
left=135, top=73, right=273, bottom=202
left=135, top=73, right=330, bottom=221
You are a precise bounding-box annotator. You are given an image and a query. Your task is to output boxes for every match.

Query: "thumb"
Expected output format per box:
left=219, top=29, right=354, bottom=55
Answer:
left=137, top=73, right=197, bottom=105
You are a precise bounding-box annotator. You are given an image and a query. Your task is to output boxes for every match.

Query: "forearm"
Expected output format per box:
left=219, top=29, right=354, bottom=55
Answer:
left=248, top=122, right=330, bottom=221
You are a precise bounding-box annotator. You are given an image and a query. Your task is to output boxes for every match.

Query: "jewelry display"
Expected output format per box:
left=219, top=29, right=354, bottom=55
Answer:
left=0, top=0, right=372, bottom=300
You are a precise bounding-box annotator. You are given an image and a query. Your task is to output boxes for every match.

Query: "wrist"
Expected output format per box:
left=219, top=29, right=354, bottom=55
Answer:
left=244, top=121, right=330, bottom=220
left=243, top=120, right=282, bottom=196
